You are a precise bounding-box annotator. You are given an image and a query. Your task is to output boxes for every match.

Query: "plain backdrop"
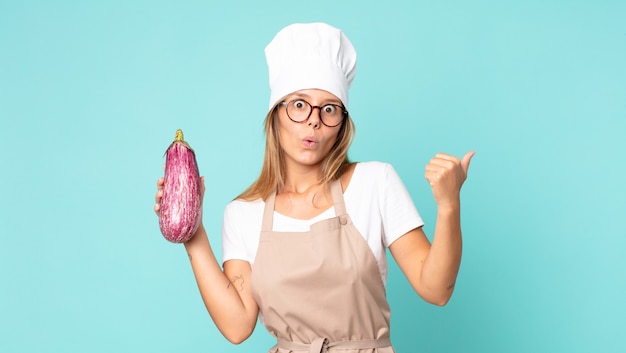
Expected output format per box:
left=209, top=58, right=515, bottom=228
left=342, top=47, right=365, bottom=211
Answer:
left=1, top=1, right=625, bottom=352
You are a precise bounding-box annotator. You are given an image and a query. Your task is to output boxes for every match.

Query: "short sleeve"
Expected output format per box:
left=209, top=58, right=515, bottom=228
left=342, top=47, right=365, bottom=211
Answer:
left=221, top=199, right=264, bottom=265
left=380, top=163, right=424, bottom=247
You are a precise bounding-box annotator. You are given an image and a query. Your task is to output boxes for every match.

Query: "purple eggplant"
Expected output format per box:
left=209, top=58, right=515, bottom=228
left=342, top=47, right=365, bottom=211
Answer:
left=159, top=129, right=202, bottom=243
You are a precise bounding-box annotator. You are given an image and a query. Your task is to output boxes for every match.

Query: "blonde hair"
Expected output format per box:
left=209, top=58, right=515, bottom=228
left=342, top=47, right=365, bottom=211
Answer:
left=236, top=104, right=355, bottom=201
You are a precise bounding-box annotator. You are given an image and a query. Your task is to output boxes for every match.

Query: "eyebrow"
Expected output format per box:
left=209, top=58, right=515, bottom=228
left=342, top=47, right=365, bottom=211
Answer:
left=288, top=92, right=342, bottom=106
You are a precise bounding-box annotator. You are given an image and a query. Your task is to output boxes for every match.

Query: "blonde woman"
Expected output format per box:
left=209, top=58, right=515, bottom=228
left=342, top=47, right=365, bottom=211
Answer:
left=155, top=22, right=474, bottom=352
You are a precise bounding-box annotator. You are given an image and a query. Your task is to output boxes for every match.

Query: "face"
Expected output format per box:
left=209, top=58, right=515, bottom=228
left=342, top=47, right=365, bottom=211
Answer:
left=276, top=89, right=344, bottom=170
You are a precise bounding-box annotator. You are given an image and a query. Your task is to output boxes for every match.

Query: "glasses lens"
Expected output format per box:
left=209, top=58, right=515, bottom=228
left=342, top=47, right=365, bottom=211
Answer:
left=287, top=100, right=311, bottom=122
left=320, top=104, right=344, bottom=127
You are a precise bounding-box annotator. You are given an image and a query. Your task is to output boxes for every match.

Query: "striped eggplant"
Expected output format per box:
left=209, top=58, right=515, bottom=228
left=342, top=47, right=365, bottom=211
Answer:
left=159, top=129, right=202, bottom=243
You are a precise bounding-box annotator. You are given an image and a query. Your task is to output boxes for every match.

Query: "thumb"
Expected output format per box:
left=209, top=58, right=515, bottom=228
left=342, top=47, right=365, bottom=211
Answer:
left=461, top=150, right=476, bottom=175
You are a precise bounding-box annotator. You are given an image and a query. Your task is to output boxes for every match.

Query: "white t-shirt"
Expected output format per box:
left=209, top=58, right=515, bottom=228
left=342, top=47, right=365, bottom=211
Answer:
left=221, top=161, right=424, bottom=284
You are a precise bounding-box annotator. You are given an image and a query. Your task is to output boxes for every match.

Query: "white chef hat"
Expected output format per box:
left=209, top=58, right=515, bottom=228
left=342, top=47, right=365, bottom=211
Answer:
left=265, top=22, right=357, bottom=111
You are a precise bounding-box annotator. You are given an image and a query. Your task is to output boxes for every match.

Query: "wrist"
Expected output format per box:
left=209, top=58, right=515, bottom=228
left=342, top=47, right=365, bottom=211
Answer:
left=436, top=200, right=461, bottom=213
left=184, top=223, right=208, bottom=247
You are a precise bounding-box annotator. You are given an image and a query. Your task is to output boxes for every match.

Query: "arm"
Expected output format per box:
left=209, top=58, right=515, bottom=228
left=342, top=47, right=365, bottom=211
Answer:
left=155, top=177, right=259, bottom=343
left=184, top=226, right=259, bottom=343
left=389, top=151, right=474, bottom=306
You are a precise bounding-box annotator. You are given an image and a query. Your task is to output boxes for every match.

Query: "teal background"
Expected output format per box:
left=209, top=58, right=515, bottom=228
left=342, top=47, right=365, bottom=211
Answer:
left=1, top=0, right=625, bottom=352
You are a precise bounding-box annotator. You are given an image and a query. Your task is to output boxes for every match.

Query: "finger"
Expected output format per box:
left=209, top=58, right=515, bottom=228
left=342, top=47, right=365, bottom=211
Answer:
left=461, top=151, right=476, bottom=174
left=155, top=189, right=163, bottom=204
left=154, top=203, right=160, bottom=213
left=156, top=177, right=164, bottom=188
left=434, top=152, right=459, bottom=162
left=424, top=170, right=442, bottom=185
left=429, top=155, right=458, bottom=169
left=425, top=163, right=448, bottom=173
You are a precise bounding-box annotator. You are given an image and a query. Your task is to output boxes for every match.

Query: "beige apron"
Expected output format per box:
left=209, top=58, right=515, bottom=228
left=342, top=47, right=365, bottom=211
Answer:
left=251, top=179, right=395, bottom=353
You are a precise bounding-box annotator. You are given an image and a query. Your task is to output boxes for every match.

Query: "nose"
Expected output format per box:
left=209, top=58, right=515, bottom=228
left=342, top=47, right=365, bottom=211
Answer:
left=307, top=106, right=322, bottom=128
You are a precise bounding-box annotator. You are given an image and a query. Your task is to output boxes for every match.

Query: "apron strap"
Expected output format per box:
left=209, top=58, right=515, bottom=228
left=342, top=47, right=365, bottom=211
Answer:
left=329, top=179, right=347, bottom=216
left=261, top=192, right=277, bottom=232
left=276, top=337, right=392, bottom=352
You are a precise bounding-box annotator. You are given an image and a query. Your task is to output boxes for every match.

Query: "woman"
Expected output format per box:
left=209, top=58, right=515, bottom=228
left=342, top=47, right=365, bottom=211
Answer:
left=155, top=22, right=474, bottom=352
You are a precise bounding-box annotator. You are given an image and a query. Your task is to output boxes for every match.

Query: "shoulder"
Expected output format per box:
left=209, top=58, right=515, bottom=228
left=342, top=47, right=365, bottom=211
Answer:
left=351, top=161, right=399, bottom=185
left=353, top=161, right=394, bottom=175
left=342, top=161, right=392, bottom=197
left=223, top=198, right=265, bottom=222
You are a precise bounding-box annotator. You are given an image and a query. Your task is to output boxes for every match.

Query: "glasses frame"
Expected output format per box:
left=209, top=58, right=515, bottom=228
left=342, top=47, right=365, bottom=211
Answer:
left=280, top=99, right=348, bottom=127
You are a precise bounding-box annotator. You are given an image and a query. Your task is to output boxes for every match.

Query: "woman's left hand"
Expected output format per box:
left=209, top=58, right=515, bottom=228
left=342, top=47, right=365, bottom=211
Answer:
left=424, top=151, right=475, bottom=208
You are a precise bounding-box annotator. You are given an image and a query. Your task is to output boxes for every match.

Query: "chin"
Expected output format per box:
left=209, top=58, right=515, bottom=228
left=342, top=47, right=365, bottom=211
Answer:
left=293, top=155, right=324, bottom=167
left=298, top=159, right=323, bottom=167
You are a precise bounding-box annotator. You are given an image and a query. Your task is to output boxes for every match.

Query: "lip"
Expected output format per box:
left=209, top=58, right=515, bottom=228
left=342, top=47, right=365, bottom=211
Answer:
left=302, top=136, right=318, bottom=148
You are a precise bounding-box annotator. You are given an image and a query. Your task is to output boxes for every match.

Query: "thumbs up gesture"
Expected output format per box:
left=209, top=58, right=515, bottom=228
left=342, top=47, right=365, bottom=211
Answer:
left=424, top=151, right=475, bottom=207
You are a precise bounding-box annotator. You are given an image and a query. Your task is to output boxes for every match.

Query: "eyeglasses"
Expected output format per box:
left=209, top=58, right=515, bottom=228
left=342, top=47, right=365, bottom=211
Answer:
left=280, top=99, right=348, bottom=127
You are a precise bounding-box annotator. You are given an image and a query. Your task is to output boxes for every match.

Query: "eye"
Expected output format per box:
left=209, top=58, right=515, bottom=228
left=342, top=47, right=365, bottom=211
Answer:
left=292, top=100, right=308, bottom=110
left=322, top=104, right=337, bottom=115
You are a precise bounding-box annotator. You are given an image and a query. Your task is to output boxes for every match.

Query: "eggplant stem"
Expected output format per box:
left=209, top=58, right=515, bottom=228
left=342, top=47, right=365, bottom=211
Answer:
left=175, top=129, right=184, bottom=142
left=164, top=128, right=194, bottom=157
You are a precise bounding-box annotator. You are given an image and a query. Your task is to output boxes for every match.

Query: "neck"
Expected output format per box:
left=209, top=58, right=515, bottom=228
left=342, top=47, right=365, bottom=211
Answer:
left=281, top=163, right=324, bottom=195
left=279, top=164, right=332, bottom=212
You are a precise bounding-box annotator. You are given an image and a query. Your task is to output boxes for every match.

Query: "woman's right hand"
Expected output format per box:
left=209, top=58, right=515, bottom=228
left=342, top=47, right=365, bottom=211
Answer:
left=153, top=177, right=165, bottom=216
